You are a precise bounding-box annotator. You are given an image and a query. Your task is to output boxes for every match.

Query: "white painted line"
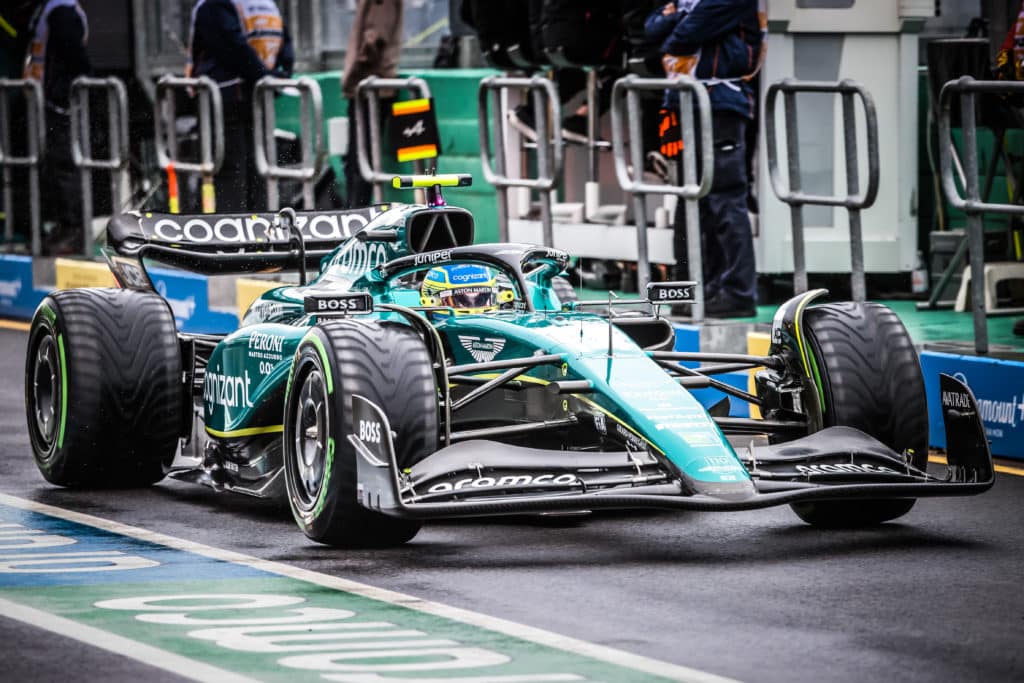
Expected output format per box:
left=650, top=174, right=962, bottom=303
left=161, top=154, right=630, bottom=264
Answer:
left=0, top=492, right=739, bottom=683
left=0, top=596, right=259, bottom=683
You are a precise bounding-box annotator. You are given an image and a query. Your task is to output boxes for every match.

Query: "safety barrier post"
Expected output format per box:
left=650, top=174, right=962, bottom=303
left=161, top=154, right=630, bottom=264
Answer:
left=0, top=79, right=44, bottom=255
left=610, top=74, right=713, bottom=320
left=254, top=76, right=324, bottom=210
left=154, top=75, right=224, bottom=213
left=354, top=76, right=432, bottom=203
left=70, top=76, right=129, bottom=256
left=936, top=76, right=1024, bottom=355
left=478, top=75, right=563, bottom=246
left=765, top=78, right=880, bottom=303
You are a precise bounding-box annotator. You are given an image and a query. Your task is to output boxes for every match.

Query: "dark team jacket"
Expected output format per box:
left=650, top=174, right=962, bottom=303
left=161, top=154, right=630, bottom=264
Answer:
left=33, top=5, right=90, bottom=112
left=189, top=0, right=294, bottom=99
left=655, top=0, right=764, bottom=119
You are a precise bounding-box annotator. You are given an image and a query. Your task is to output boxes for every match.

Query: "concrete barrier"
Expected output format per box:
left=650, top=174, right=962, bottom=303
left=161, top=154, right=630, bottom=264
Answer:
left=0, top=255, right=50, bottom=320
left=746, top=331, right=771, bottom=419
left=237, top=278, right=281, bottom=321
left=672, top=322, right=750, bottom=418
left=47, top=258, right=237, bottom=334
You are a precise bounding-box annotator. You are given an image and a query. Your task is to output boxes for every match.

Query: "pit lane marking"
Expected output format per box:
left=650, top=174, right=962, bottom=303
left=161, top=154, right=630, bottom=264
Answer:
left=0, top=597, right=257, bottom=683
left=0, top=320, right=30, bottom=331
left=929, top=455, right=1024, bottom=477
left=0, top=492, right=739, bottom=683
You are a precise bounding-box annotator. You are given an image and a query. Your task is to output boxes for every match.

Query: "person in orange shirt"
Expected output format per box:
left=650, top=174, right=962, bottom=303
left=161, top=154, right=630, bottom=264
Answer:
left=188, top=0, right=293, bottom=212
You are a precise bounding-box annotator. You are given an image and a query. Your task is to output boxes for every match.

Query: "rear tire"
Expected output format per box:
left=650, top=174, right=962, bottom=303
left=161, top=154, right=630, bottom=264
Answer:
left=25, top=289, right=182, bottom=487
left=283, top=320, right=438, bottom=547
left=790, top=302, right=928, bottom=527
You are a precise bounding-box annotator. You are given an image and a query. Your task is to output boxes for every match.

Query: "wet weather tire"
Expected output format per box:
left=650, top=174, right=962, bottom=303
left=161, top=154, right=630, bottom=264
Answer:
left=25, top=289, right=182, bottom=487
left=790, top=302, right=928, bottom=527
left=283, top=320, right=438, bottom=547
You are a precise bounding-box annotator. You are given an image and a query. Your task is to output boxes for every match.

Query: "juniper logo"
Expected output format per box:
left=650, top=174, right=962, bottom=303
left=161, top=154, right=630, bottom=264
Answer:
left=458, top=335, right=505, bottom=363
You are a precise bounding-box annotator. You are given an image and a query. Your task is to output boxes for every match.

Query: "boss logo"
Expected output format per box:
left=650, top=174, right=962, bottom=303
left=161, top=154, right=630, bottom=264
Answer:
left=647, top=281, right=697, bottom=303
left=304, top=294, right=372, bottom=315
left=318, top=299, right=360, bottom=311
left=656, top=287, right=692, bottom=300
left=358, top=419, right=382, bottom=444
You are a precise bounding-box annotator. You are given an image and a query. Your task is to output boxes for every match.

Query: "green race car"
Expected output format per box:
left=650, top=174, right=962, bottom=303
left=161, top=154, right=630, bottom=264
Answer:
left=25, top=175, right=994, bottom=546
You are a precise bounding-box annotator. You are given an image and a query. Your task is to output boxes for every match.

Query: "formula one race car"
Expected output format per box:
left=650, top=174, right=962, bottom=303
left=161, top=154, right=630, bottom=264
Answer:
left=24, top=175, right=994, bottom=546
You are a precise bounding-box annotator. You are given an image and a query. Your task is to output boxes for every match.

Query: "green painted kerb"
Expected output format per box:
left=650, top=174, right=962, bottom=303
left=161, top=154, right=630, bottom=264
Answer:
left=57, top=334, right=68, bottom=449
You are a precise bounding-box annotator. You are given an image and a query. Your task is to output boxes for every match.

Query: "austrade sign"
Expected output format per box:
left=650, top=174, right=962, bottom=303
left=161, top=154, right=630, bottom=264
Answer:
left=0, top=497, right=709, bottom=683
left=921, top=351, right=1024, bottom=460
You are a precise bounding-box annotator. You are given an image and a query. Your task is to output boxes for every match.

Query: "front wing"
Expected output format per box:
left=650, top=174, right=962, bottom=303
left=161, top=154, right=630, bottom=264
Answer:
left=349, top=374, right=993, bottom=519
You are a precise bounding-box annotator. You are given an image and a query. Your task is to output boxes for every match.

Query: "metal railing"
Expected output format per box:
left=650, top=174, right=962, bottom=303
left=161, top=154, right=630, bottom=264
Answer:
left=71, top=76, right=130, bottom=256
left=611, top=74, right=713, bottom=319
left=154, top=75, right=224, bottom=213
left=479, top=75, right=564, bottom=245
left=354, top=76, right=432, bottom=203
left=937, top=76, right=1024, bottom=354
left=765, top=78, right=880, bottom=303
left=0, top=79, right=44, bottom=255
left=254, top=76, right=325, bottom=210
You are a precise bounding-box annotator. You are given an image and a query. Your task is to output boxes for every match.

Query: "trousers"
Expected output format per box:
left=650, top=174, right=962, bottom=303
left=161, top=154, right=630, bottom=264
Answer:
left=672, top=110, right=757, bottom=304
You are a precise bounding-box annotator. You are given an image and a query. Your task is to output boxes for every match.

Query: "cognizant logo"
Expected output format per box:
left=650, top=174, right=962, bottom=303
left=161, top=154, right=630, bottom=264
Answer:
left=204, top=370, right=254, bottom=409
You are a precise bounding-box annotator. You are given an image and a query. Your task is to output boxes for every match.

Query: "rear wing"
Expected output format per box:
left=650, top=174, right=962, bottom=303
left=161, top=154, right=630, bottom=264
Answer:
left=104, top=207, right=388, bottom=282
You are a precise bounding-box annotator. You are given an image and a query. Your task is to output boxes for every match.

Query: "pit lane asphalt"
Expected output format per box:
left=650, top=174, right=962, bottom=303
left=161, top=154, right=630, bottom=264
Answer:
left=1, top=326, right=1022, bottom=683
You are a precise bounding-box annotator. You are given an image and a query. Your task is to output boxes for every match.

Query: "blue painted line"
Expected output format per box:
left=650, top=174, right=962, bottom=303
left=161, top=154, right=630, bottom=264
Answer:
left=0, top=508, right=265, bottom=587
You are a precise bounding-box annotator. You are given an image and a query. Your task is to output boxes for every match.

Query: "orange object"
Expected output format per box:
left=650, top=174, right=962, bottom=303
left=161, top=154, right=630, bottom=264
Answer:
left=166, top=163, right=180, bottom=214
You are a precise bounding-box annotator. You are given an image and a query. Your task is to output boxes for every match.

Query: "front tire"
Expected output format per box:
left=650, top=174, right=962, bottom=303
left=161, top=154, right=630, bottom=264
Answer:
left=25, top=289, right=182, bottom=487
left=283, top=320, right=438, bottom=547
left=790, top=302, right=928, bottom=527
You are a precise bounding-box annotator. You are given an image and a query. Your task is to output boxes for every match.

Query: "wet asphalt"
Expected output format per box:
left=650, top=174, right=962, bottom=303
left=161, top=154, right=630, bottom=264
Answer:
left=1, top=327, right=1022, bottom=683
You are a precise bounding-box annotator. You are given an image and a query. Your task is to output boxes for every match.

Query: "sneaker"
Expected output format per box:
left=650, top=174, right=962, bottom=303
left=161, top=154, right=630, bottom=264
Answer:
left=704, top=293, right=757, bottom=319
left=509, top=105, right=538, bottom=142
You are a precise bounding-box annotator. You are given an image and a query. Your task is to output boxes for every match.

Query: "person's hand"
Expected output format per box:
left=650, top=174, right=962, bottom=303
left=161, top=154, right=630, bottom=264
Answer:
left=663, top=2, right=677, bottom=15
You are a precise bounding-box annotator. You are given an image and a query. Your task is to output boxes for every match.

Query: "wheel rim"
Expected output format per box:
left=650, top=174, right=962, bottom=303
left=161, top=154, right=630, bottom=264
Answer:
left=31, top=334, right=60, bottom=449
left=291, top=367, right=329, bottom=509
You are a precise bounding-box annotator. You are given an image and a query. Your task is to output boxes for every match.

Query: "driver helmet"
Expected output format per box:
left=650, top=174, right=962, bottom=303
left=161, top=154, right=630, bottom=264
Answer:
left=420, top=263, right=510, bottom=314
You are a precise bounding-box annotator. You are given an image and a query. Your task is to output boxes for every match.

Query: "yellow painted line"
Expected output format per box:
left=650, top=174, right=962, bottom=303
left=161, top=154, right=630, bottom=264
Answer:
left=0, top=320, right=31, bottom=331
left=205, top=424, right=284, bottom=438
left=405, top=17, right=448, bottom=47
left=929, top=454, right=1024, bottom=477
